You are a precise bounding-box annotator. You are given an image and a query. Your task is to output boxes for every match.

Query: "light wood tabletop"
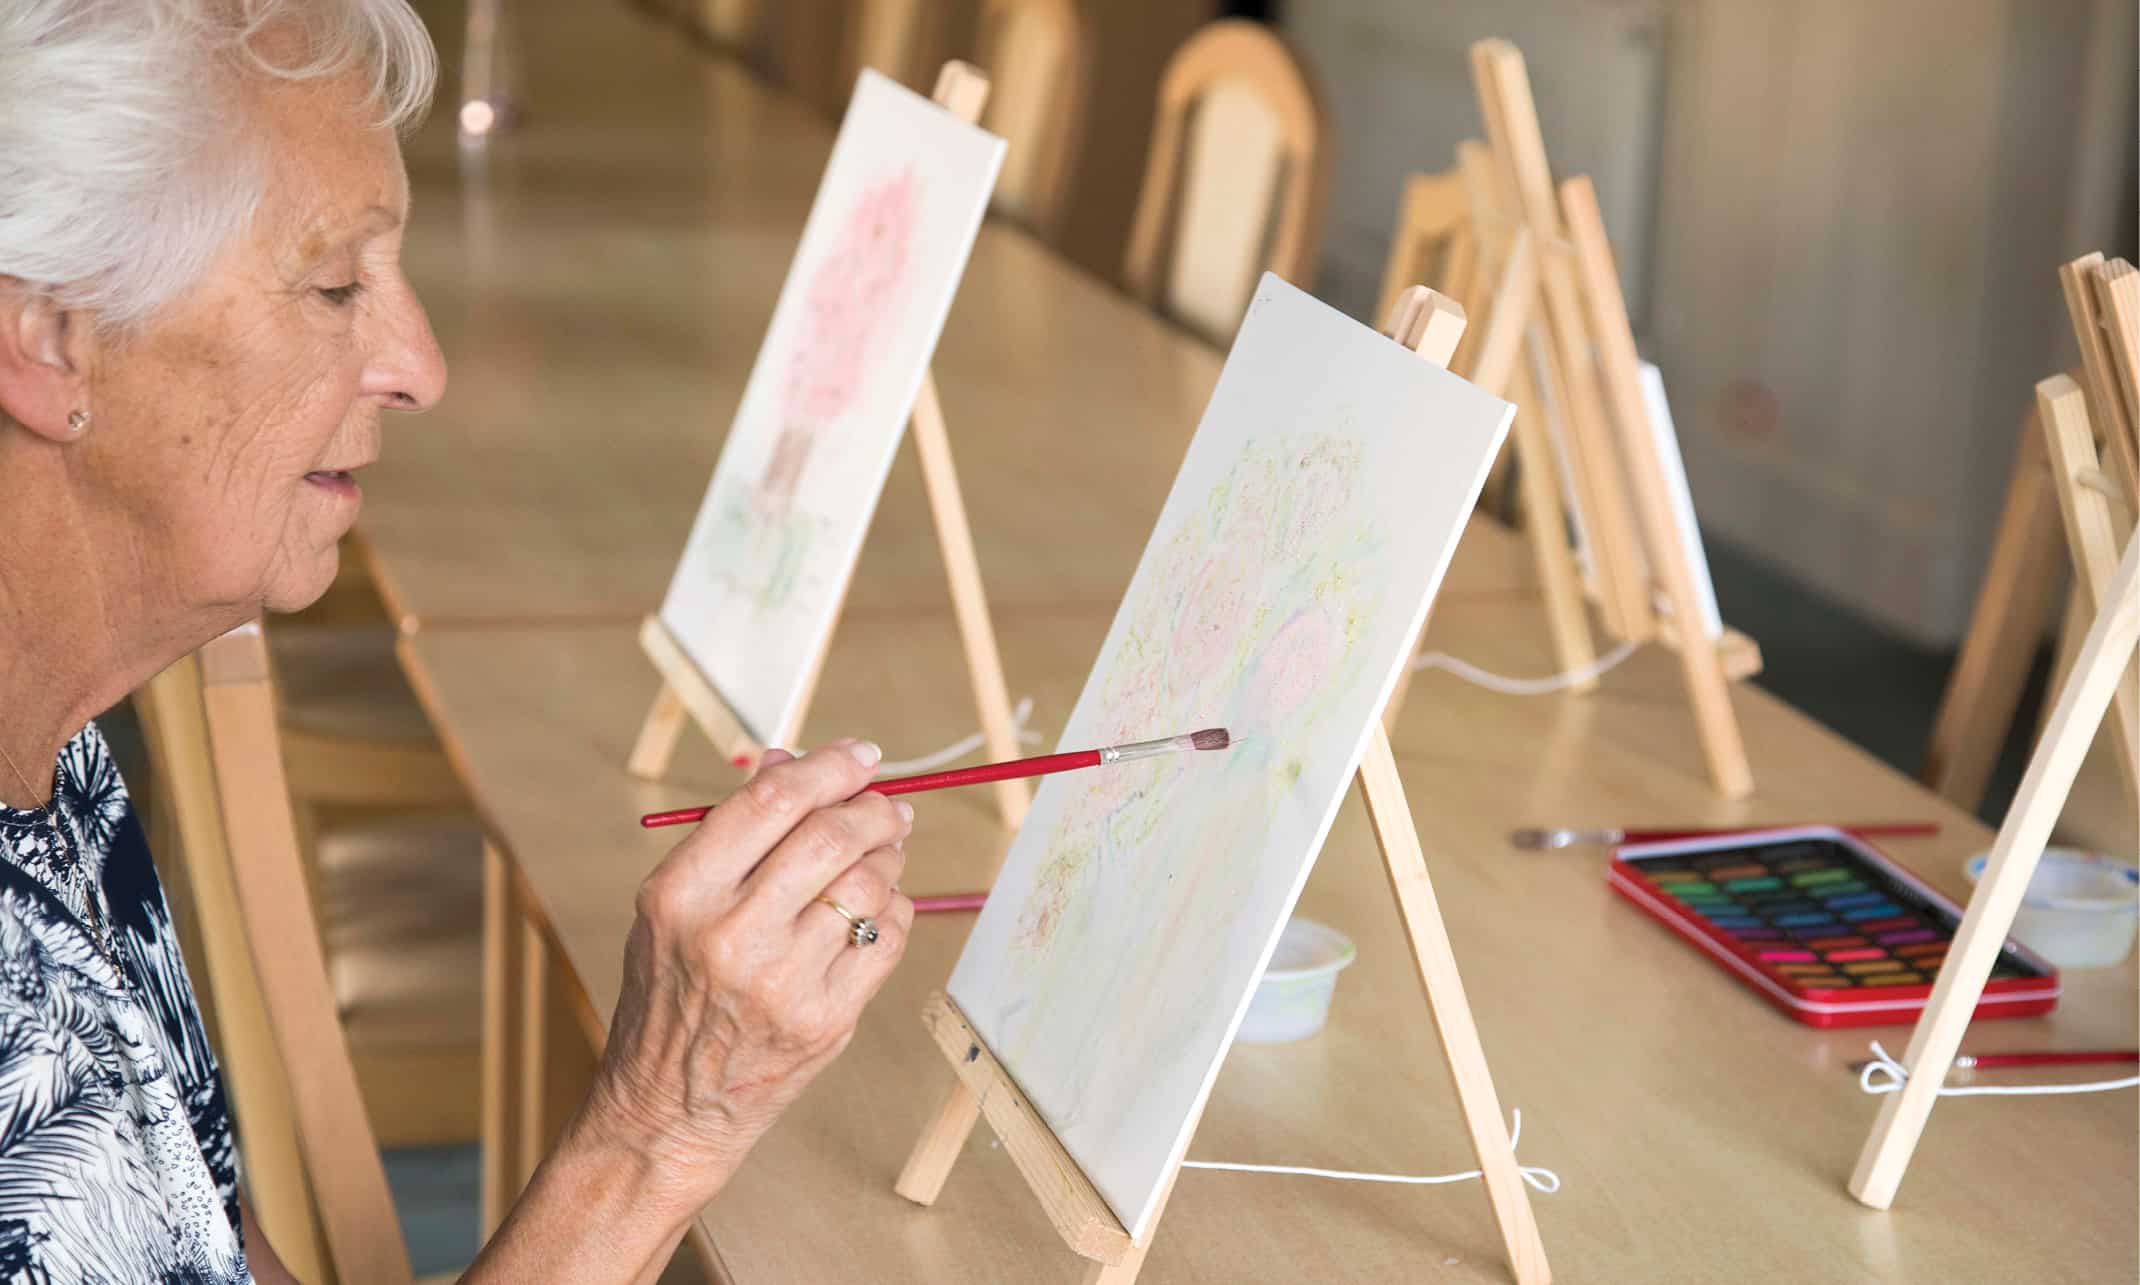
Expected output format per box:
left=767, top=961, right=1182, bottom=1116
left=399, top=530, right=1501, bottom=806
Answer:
left=369, top=2, right=2135, bottom=1280
left=400, top=544, right=2136, bottom=1283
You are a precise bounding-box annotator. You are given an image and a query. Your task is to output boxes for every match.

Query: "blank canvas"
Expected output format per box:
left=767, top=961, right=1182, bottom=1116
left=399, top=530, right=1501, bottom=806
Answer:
left=947, top=275, right=1514, bottom=1237
left=660, top=71, right=1004, bottom=743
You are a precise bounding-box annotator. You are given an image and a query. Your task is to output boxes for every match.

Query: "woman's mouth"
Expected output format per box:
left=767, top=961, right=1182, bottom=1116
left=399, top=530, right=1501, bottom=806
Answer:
left=304, top=469, right=361, bottom=499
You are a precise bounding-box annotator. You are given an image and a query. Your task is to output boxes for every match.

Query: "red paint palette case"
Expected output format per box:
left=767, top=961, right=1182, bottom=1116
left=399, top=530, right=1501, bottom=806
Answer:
left=1607, top=826, right=2059, bottom=1028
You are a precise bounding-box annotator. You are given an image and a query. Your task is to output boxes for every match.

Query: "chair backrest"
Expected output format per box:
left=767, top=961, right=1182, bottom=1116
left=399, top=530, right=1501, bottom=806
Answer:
left=134, top=624, right=414, bottom=1285
left=1124, top=19, right=1328, bottom=344
left=975, top=0, right=1088, bottom=236
left=1375, top=167, right=1479, bottom=336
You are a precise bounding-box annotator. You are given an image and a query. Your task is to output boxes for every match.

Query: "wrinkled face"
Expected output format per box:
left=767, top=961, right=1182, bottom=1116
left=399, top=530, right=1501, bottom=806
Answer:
left=80, top=66, right=445, bottom=617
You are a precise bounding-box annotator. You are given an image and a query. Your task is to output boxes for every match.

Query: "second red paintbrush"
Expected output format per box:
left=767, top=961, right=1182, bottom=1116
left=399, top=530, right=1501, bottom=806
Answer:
left=639, top=727, right=1233, bottom=828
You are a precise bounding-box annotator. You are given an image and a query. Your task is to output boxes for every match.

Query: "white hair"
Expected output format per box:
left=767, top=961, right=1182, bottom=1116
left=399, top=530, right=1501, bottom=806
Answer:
left=0, top=0, right=437, bottom=331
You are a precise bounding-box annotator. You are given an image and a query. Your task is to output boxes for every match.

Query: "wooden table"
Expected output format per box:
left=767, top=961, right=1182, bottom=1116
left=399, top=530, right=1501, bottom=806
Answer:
left=373, top=1, right=2136, bottom=1280
left=403, top=566, right=2136, bottom=1283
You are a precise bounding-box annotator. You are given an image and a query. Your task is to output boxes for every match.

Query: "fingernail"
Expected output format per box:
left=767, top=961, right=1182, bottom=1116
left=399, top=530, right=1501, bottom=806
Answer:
left=894, top=799, right=914, bottom=823
left=848, top=740, right=882, bottom=768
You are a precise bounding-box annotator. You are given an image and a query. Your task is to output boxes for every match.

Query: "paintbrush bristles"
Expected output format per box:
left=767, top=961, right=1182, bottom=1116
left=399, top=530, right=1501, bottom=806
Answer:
left=1100, top=727, right=1233, bottom=764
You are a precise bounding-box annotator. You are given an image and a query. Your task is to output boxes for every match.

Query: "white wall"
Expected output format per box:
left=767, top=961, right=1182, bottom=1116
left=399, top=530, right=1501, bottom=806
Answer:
left=1286, top=0, right=2137, bottom=646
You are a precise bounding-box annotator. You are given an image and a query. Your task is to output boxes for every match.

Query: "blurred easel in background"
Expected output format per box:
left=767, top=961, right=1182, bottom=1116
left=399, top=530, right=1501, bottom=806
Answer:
left=1375, top=39, right=1762, bottom=800
left=1922, top=254, right=2140, bottom=853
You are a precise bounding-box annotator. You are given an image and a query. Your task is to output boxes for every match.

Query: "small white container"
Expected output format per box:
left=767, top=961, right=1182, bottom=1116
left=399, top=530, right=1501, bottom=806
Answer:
left=1963, top=848, right=2140, bottom=970
left=1238, top=918, right=1356, bottom=1043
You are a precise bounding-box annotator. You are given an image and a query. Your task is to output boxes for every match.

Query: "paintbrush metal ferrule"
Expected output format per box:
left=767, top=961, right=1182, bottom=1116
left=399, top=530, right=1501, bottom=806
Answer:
left=1098, top=728, right=1228, bottom=764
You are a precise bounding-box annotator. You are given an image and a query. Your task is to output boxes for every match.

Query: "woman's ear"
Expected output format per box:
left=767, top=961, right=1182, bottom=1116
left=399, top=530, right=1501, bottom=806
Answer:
left=0, top=282, right=94, bottom=444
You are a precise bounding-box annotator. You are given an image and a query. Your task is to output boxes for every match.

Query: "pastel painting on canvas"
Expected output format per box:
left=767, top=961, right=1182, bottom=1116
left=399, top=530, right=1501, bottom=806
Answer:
left=660, top=71, right=1004, bottom=744
left=947, top=275, right=1513, bottom=1238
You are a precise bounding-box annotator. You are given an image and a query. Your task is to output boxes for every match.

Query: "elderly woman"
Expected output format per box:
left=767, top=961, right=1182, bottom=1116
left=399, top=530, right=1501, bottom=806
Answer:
left=0, top=3, right=913, bottom=1281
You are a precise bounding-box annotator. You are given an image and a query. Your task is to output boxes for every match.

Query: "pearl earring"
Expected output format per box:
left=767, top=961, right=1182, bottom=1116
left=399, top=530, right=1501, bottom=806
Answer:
left=65, top=410, right=90, bottom=435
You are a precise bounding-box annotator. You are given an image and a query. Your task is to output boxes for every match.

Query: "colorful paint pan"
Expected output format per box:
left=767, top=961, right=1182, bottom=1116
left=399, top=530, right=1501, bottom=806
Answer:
left=1605, top=826, right=2060, bottom=1029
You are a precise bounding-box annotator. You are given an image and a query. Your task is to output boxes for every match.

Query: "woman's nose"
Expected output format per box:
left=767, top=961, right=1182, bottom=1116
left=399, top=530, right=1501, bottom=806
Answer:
left=363, top=280, right=448, bottom=411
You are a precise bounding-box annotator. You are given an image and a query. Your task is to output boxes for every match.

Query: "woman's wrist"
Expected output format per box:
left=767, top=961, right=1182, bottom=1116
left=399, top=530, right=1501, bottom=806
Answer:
left=566, top=1071, right=748, bottom=1220
left=468, top=1093, right=718, bottom=1285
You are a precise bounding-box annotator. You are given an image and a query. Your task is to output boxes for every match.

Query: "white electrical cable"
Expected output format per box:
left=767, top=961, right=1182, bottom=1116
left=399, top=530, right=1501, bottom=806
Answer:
left=876, top=697, right=1044, bottom=775
left=1183, top=1108, right=1561, bottom=1193
left=1411, top=639, right=1641, bottom=696
left=1857, top=1041, right=2140, bottom=1098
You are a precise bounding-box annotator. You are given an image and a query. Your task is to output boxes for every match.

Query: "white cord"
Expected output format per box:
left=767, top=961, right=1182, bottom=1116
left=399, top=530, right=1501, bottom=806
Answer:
left=1410, top=639, right=1641, bottom=696
left=876, top=697, right=1043, bottom=775
left=1857, top=1041, right=2140, bottom=1097
left=1183, top=1108, right=1560, bottom=1194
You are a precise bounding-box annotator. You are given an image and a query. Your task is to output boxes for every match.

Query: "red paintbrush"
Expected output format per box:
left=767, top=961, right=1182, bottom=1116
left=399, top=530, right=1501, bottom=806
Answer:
left=638, top=727, right=1233, bottom=829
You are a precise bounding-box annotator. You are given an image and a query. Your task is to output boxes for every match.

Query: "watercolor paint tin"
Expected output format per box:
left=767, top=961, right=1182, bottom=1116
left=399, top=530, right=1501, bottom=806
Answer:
left=1608, top=826, right=2060, bottom=1028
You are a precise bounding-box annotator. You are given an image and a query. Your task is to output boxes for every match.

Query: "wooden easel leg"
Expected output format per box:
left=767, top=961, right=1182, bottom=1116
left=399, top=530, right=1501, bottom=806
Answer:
left=1507, top=359, right=1598, bottom=691
left=1852, top=539, right=2139, bottom=1210
left=1561, top=178, right=1752, bottom=798
left=1922, top=421, right=2062, bottom=807
left=2041, top=591, right=2089, bottom=741
left=893, top=1078, right=982, bottom=1205
left=481, top=845, right=526, bottom=1237
left=1355, top=730, right=1551, bottom=1285
left=629, top=684, right=689, bottom=780
left=2036, top=374, right=2140, bottom=799
left=1455, top=231, right=1598, bottom=693
left=908, top=372, right=1031, bottom=831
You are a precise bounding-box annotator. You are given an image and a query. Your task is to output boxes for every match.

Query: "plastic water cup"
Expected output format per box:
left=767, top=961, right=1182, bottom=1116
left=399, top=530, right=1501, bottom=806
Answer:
left=1238, top=917, right=1357, bottom=1043
left=1963, top=848, right=2140, bottom=970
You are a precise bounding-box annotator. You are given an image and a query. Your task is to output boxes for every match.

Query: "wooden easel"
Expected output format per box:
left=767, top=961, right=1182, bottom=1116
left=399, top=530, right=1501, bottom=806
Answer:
left=1922, top=254, right=2140, bottom=832
left=1850, top=533, right=2138, bottom=1209
left=892, top=287, right=1551, bottom=1285
left=630, top=61, right=1032, bottom=828
left=1382, top=40, right=1760, bottom=801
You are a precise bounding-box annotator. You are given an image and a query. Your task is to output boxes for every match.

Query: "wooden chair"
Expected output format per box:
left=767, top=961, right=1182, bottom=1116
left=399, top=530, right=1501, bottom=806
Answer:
left=1124, top=19, right=1330, bottom=344
left=1375, top=160, right=1502, bottom=435
left=264, top=550, right=484, bottom=1148
left=974, top=0, right=1089, bottom=238
left=1375, top=168, right=1479, bottom=332
left=135, top=624, right=434, bottom=1285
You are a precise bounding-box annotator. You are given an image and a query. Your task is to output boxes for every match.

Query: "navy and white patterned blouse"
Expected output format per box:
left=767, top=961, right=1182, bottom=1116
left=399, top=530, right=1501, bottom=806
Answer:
left=0, top=723, right=249, bottom=1283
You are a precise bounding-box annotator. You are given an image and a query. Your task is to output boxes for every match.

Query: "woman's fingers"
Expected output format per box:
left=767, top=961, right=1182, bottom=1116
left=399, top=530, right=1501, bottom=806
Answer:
left=677, top=740, right=881, bottom=890
left=742, top=788, right=912, bottom=917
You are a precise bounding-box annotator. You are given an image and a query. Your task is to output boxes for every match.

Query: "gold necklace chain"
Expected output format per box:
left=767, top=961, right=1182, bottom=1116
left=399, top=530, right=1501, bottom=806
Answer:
left=0, top=738, right=128, bottom=978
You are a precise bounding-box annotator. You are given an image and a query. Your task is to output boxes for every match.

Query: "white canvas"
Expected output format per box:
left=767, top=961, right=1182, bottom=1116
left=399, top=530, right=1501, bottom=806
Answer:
left=947, top=276, right=1514, bottom=1237
left=1637, top=361, right=1723, bottom=640
left=659, top=71, right=1004, bottom=743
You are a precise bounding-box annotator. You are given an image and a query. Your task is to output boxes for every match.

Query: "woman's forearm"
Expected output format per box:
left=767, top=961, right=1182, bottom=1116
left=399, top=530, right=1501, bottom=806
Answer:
left=460, top=1098, right=732, bottom=1285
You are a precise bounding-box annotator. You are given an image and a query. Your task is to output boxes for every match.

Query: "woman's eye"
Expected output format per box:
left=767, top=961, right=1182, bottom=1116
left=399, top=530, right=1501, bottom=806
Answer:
left=316, top=281, right=365, bottom=306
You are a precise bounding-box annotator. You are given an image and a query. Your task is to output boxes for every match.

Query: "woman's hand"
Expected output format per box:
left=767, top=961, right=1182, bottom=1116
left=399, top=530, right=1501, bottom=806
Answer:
left=463, top=740, right=914, bottom=1284
left=584, top=739, right=916, bottom=1207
